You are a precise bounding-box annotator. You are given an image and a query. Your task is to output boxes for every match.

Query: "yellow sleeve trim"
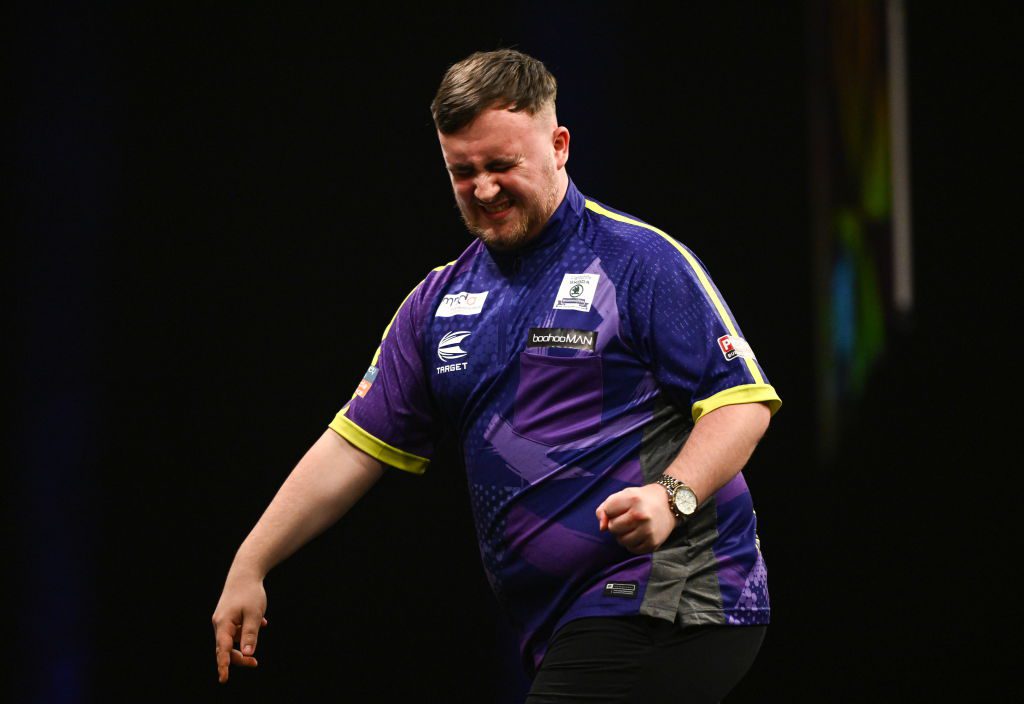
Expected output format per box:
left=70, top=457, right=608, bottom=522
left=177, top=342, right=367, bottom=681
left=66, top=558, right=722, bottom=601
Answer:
left=329, top=411, right=429, bottom=475
left=583, top=200, right=765, bottom=385
left=691, top=384, right=782, bottom=423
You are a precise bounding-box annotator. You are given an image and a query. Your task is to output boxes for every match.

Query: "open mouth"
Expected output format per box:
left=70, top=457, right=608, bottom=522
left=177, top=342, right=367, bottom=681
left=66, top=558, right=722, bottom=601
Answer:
left=478, top=199, right=513, bottom=219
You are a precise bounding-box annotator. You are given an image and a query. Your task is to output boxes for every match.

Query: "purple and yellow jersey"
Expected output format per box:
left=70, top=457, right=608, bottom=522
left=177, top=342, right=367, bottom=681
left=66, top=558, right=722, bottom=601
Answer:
left=330, top=181, right=781, bottom=672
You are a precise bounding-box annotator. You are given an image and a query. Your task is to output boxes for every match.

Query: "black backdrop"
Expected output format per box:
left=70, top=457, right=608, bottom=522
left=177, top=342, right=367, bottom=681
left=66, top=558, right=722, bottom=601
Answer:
left=10, top=2, right=1019, bottom=702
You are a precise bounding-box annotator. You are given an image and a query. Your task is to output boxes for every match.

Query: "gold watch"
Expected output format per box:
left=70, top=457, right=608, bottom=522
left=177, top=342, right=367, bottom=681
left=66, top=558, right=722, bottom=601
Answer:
left=654, top=474, right=698, bottom=521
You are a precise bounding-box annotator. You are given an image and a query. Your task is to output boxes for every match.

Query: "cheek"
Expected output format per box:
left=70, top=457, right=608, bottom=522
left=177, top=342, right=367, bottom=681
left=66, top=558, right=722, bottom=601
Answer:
left=452, top=182, right=473, bottom=204
left=495, top=175, right=523, bottom=200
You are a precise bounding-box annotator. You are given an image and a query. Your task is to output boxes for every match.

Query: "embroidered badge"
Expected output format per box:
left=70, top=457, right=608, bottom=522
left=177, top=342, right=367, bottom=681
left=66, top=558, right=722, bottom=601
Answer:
left=552, top=273, right=600, bottom=312
left=717, top=334, right=756, bottom=361
left=603, top=581, right=639, bottom=599
left=355, top=365, right=379, bottom=397
left=526, top=327, right=597, bottom=352
left=436, top=291, right=489, bottom=317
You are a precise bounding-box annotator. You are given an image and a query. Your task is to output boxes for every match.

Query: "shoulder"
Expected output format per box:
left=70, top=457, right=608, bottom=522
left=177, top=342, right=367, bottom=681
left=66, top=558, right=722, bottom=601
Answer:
left=578, top=195, right=706, bottom=282
left=405, top=240, right=486, bottom=314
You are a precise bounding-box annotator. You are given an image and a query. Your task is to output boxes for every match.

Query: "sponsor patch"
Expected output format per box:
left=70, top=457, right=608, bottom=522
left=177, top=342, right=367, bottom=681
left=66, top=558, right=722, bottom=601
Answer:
left=435, top=290, right=489, bottom=317
left=603, top=581, right=639, bottom=599
left=717, top=334, right=756, bottom=361
left=355, top=365, right=378, bottom=397
left=436, top=362, right=468, bottom=375
left=526, top=327, right=597, bottom=352
left=552, top=273, right=600, bottom=312
left=438, top=330, right=471, bottom=362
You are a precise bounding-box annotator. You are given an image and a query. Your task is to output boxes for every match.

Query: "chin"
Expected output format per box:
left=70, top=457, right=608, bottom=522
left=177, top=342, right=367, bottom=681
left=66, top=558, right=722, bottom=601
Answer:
left=479, top=225, right=533, bottom=251
left=481, top=235, right=524, bottom=251
left=463, top=214, right=531, bottom=250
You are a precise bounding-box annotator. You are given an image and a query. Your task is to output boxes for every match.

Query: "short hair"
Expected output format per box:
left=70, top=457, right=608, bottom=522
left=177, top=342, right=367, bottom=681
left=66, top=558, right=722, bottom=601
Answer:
left=431, top=49, right=558, bottom=134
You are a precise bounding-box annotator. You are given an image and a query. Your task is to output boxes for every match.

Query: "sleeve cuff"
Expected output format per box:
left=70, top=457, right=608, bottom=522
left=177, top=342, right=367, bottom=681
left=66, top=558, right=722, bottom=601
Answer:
left=329, top=411, right=430, bottom=475
left=691, top=384, right=782, bottom=423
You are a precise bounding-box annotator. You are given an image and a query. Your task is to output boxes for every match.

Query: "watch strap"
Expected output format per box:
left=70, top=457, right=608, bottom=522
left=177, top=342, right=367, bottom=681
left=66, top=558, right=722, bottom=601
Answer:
left=654, top=474, right=696, bottom=521
left=655, top=474, right=684, bottom=520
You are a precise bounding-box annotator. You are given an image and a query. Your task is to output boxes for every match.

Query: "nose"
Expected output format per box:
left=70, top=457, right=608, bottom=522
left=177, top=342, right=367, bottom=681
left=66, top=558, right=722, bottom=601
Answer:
left=473, top=173, right=500, bottom=202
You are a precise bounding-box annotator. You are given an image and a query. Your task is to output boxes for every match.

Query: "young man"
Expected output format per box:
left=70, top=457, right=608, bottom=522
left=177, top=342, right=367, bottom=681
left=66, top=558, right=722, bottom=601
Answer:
left=213, top=49, right=781, bottom=703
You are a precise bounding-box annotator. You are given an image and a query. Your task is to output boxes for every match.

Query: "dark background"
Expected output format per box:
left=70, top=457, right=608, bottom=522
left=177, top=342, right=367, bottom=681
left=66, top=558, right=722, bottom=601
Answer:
left=10, top=2, right=1019, bottom=702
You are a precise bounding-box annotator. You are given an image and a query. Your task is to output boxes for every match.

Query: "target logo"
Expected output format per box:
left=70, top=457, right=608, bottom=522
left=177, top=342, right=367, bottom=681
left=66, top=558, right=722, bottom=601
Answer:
left=438, top=330, right=472, bottom=361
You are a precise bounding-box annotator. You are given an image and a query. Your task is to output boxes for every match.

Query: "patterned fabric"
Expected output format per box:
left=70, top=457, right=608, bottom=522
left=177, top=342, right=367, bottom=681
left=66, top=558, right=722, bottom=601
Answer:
left=330, top=181, right=781, bottom=672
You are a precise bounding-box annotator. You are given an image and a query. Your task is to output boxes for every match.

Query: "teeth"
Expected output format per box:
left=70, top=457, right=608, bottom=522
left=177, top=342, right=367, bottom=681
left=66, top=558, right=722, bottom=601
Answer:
left=481, top=200, right=511, bottom=213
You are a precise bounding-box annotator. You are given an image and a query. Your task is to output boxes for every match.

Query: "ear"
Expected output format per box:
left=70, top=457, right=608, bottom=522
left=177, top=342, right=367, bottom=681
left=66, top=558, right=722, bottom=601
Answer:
left=552, top=126, right=570, bottom=170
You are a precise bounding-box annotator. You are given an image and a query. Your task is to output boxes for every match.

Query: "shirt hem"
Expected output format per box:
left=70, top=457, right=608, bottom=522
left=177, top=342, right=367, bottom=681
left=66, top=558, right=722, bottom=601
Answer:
left=679, top=607, right=771, bottom=626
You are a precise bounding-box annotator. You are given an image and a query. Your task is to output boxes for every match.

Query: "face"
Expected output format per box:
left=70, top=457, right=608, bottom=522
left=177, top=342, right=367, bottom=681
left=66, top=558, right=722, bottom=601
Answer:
left=438, top=106, right=570, bottom=251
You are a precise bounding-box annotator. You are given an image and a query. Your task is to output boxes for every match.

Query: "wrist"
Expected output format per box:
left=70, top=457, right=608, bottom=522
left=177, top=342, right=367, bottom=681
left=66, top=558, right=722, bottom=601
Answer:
left=644, top=483, right=677, bottom=524
left=230, top=545, right=270, bottom=582
left=653, top=474, right=698, bottom=522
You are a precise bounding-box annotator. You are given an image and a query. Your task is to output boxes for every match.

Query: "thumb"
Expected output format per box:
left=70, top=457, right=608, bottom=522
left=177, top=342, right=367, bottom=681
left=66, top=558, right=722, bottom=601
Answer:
left=240, top=609, right=263, bottom=656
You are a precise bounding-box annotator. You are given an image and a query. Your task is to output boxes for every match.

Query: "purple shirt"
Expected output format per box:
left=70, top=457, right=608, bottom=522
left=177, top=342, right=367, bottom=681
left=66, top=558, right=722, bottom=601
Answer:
left=331, top=181, right=781, bottom=672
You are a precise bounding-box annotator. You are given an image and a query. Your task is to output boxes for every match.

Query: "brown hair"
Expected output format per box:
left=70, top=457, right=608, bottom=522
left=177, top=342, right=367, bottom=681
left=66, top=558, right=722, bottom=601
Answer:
left=431, top=49, right=558, bottom=134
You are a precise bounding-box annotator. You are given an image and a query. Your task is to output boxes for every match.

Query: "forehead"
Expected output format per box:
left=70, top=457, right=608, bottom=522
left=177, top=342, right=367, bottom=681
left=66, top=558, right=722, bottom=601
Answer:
left=438, top=107, right=545, bottom=163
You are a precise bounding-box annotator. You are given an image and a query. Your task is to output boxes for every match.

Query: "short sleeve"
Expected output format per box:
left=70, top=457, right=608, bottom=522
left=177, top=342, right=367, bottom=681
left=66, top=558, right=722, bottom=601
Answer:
left=627, top=238, right=781, bottom=423
left=329, top=282, right=440, bottom=474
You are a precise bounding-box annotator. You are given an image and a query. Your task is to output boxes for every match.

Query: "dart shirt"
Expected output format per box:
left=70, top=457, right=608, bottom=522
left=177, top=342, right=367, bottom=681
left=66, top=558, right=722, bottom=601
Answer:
left=330, top=180, right=782, bottom=672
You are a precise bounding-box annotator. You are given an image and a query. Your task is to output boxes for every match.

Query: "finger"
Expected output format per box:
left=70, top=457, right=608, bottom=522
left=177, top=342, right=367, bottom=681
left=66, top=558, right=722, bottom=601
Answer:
left=214, top=621, right=237, bottom=684
left=609, top=506, right=651, bottom=536
left=610, top=497, right=655, bottom=533
left=230, top=648, right=260, bottom=668
left=598, top=490, right=637, bottom=521
left=617, top=527, right=653, bottom=554
left=239, top=609, right=264, bottom=657
left=596, top=508, right=608, bottom=531
left=607, top=515, right=636, bottom=536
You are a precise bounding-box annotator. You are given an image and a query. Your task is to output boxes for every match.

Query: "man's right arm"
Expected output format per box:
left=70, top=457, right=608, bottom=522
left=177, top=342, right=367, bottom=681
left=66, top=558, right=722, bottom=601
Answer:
left=211, top=428, right=384, bottom=683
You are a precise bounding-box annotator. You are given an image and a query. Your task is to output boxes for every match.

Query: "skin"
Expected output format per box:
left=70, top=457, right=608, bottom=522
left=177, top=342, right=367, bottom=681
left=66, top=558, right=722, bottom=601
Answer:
left=596, top=402, right=772, bottom=553
left=211, top=430, right=383, bottom=683
left=438, top=104, right=570, bottom=251
left=211, top=102, right=772, bottom=682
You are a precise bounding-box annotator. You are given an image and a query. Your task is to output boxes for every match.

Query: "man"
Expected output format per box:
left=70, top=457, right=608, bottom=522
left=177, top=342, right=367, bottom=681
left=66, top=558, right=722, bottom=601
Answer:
left=213, top=49, right=781, bottom=703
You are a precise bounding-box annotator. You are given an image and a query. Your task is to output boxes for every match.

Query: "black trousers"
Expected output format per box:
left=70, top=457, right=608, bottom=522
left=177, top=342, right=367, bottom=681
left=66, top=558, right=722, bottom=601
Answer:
left=525, top=616, right=766, bottom=704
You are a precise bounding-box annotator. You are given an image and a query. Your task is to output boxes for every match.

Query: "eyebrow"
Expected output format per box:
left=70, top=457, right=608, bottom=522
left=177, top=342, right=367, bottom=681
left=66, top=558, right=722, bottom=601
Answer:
left=447, top=155, right=523, bottom=173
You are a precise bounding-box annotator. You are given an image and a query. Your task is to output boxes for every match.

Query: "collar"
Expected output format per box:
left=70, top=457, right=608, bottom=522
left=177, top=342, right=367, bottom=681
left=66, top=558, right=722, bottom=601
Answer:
left=487, top=178, right=585, bottom=269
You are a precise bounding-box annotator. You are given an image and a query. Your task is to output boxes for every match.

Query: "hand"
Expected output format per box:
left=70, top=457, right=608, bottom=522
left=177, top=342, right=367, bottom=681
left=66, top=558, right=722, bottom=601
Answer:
left=211, top=569, right=268, bottom=684
left=596, top=483, right=676, bottom=554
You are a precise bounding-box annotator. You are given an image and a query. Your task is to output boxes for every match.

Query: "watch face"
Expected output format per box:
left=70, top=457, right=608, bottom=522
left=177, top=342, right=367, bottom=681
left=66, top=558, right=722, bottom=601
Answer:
left=673, top=487, right=698, bottom=516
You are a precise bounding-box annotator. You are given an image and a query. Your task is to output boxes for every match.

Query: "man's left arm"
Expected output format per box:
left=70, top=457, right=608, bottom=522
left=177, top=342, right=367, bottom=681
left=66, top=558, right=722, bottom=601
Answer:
left=596, top=401, right=771, bottom=553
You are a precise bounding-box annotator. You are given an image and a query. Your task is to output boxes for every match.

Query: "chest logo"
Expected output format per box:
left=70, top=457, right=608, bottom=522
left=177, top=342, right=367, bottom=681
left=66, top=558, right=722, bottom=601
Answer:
left=438, top=330, right=472, bottom=361
left=436, top=291, right=489, bottom=317
left=553, top=273, right=600, bottom=312
left=527, top=327, right=597, bottom=352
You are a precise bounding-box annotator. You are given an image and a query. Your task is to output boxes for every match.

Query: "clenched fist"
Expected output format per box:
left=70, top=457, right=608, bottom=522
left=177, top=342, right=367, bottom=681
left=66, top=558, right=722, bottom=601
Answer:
left=596, top=483, right=677, bottom=554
